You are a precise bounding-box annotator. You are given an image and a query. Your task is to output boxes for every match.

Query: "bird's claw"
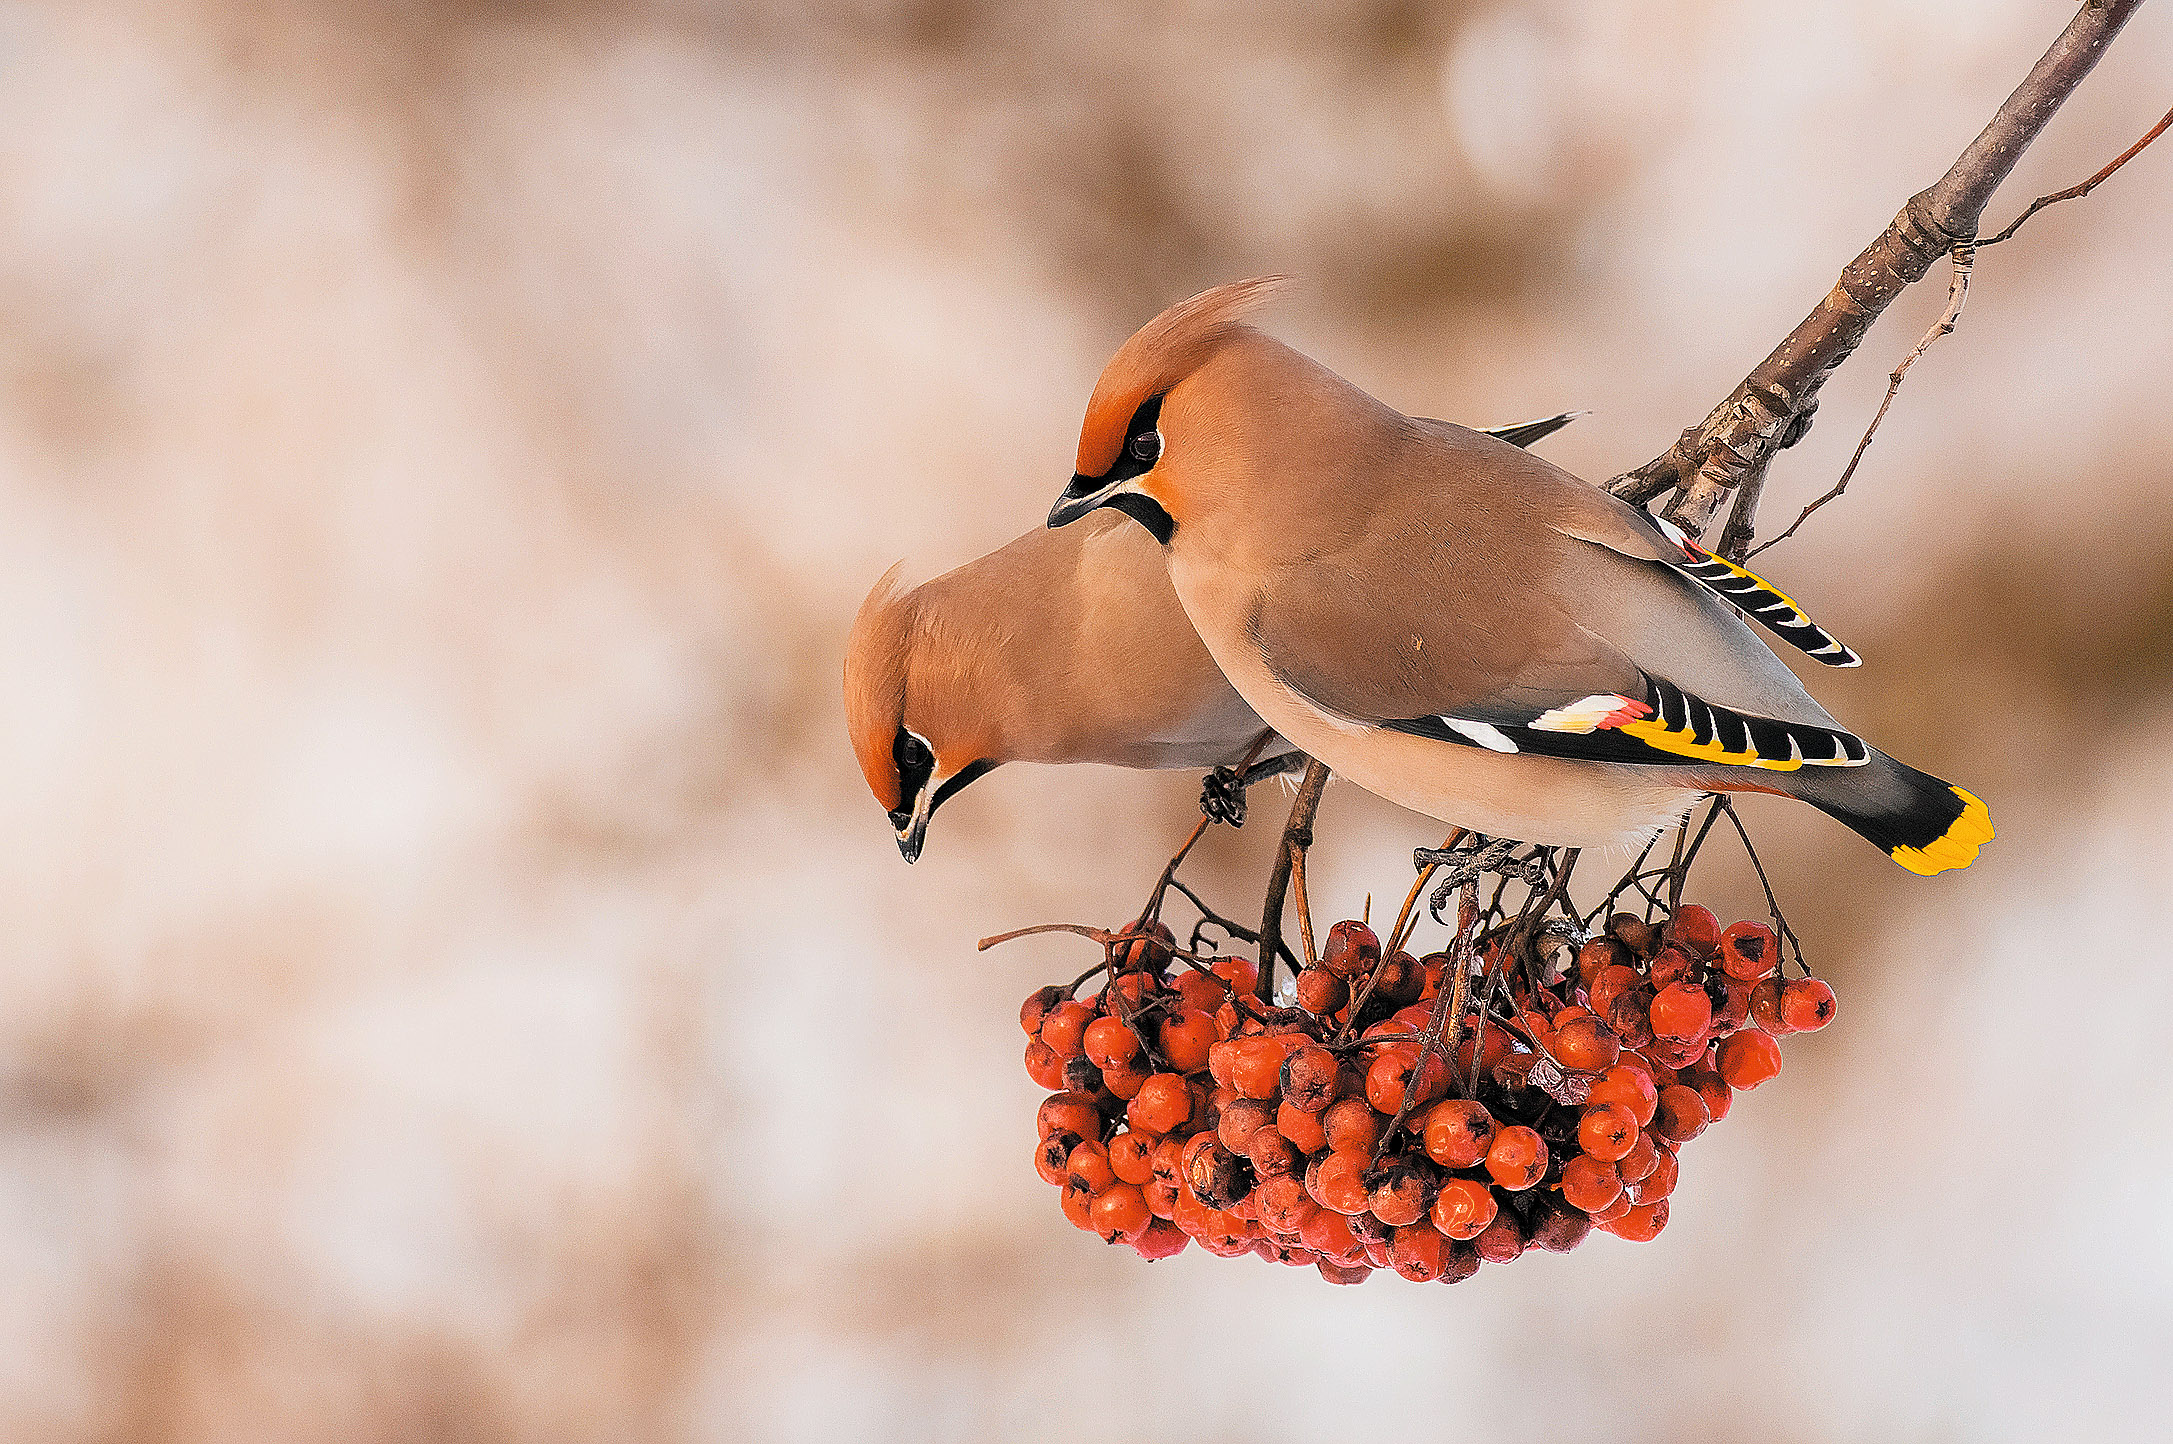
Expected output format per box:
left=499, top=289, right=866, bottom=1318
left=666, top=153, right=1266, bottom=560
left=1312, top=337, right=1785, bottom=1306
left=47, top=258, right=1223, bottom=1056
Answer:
left=1414, top=836, right=1541, bottom=922
left=1200, top=767, right=1248, bottom=826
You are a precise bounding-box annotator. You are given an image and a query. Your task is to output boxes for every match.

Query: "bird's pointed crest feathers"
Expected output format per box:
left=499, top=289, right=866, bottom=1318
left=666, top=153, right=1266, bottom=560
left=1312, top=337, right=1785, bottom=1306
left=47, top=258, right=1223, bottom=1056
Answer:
left=1074, top=277, right=1289, bottom=478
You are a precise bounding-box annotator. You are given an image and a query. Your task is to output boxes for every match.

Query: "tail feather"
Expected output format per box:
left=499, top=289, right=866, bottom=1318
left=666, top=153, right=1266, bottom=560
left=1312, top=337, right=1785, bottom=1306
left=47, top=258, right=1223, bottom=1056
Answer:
left=1774, top=749, right=1992, bottom=875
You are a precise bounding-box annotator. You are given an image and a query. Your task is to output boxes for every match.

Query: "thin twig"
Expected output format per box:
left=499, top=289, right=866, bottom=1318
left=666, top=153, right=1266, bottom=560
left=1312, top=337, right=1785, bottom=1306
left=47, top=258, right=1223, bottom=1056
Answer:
left=1288, top=840, right=1319, bottom=971
left=1388, top=829, right=1464, bottom=956
left=1982, top=102, right=2173, bottom=247
left=1716, top=798, right=1810, bottom=976
left=1258, top=760, right=1330, bottom=1003
left=1748, top=243, right=1974, bottom=560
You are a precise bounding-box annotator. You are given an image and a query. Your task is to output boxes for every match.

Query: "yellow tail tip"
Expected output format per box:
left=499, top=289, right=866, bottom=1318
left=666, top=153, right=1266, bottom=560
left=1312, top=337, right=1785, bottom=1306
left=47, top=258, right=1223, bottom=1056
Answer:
left=1889, top=786, right=1993, bottom=876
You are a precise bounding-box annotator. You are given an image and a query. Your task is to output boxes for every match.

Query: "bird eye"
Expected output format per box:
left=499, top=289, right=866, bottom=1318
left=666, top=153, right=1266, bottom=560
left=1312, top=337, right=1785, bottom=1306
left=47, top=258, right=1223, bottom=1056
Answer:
left=1129, top=430, right=1162, bottom=464
left=892, top=728, right=934, bottom=784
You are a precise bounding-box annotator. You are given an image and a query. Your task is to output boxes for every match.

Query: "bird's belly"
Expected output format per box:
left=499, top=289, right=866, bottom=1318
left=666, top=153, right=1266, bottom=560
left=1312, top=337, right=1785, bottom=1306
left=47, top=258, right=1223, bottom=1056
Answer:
left=1210, top=644, right=1697, bottom=850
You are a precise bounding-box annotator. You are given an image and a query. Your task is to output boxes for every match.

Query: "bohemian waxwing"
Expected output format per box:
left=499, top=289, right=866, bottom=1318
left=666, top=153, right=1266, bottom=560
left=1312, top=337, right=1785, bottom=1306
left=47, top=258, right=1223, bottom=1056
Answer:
left=846, top=414, right=1578, bottom=861
left=1046, top=279, right=1992, bottom=874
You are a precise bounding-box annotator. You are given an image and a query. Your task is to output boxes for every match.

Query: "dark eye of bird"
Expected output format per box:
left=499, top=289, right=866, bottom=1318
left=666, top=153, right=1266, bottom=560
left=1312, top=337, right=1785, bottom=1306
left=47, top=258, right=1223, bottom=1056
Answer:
left=893, top=728, right=934, bottom=792
left=1129, top=430, right=1161, bottom=463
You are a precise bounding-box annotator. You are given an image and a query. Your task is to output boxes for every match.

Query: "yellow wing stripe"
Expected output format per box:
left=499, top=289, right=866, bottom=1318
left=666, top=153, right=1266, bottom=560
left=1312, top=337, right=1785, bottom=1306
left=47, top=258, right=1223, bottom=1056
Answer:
left=1617, top=717, right=1803, bottom=771
left=1889, top=786, right=1994, bottom=876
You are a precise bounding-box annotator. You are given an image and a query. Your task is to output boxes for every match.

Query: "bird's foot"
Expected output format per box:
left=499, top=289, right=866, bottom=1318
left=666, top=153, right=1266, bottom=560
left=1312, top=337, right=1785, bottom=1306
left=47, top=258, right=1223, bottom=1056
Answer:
left=1413, top=836, right=1547, bottom=923
left=1199, top=768, right=1248, bottom=826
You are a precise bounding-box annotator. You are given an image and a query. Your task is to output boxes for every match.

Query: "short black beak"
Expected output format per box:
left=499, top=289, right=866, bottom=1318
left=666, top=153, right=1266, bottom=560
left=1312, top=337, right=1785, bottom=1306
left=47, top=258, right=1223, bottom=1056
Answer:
left=893, top=790, right=933, bottom=864
left=1048, top=473, right=1116, bottom=529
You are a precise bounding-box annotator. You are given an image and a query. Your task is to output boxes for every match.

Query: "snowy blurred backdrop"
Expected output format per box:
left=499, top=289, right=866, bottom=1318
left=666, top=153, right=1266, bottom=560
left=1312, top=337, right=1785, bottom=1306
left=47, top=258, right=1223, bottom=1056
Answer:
left=3, top=2, right=2170, bottom=1440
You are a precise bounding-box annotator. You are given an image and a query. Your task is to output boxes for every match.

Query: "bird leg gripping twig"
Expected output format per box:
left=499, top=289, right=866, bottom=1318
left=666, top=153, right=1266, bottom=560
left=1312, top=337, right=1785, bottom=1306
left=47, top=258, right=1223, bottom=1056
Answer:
left=1609, top=0, right=2146, bottom=555
left=1257, top=759, right=1332, bottom=1002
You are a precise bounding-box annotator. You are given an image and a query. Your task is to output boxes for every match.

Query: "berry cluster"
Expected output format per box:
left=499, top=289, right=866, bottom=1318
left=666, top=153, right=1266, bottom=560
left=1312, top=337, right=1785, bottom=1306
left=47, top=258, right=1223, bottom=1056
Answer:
left=1022, top=904, right=1834, bottom=1283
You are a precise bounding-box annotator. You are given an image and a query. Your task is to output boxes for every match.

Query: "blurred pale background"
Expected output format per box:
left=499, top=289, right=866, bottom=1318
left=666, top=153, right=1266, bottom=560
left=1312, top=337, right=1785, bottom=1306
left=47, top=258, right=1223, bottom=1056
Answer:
left=3, top=2, right=2170, bottom=1441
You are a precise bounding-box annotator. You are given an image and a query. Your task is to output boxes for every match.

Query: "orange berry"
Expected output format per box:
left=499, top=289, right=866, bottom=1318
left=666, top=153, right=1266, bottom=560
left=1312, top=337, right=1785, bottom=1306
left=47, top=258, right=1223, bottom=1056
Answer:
left=1321, top=919, right=1381, bottom=979
left=1322, top=1096, right=1382, bottom=1156
left=1607, top=989, right=1656, bottom=1048
left=1172, top=969, right=1226, bottom=1015
left=1295, top=967, right=1349, bottom=1016
left=1279, top=1044, right=1340, bottom=1112
left=1608, top=912, right=1658, bottom=959
left=1111, top=920, right=1175, bottom=973
left=1629, top=1143, right=1678, bottom=1204
left=1066, top=1139, right=1115, bottom=1195
left=1367, top=1164, right=1430, bottom=1227
left=1278, top=1099, right=1329, bottom=1155
left=1667, top=904, right=1721, bottom=957
left=1749, top=977, right=1793, bottom=1034
left=1391, top=1223, right=1452, bottom=1281
left=1653, top=1084, right=1710, bottom=1144
left=1149, top=1134, right=1186, bottom=1188
left=1143, top=1179, right=1177, bottom=1220
left=1299, top=1207, right=1363, bottom=1263
left=1605, top=1198, right=1669, bottom=1242
left=1615, top=1130, right=1659, bottom=1186
left=1311, top=1150, right=1373, bottom=1215
left=1216, top=1098, right=1275, bottom=1155
left=1020, top=985, right=1068, bottom=1036
left=1023, top=1039, right=1067, bottom=1091
left=1587, top=1063, right=1658, bottom=1126
left=1716, top=1030, right=1783, bottom=1089
left=1529, top=1201, right=1595, bottom=1254
left=1781, top=978, right=1837, bottom=1032
left=1060, top=1181, right=1096, bottom=1232
left=1429, top=1177, right=1497, bottom=1241
left=1486, top=1124, right=1548, bottom=1191
left=1576, top=1102, right=1639, bottom=1162
left=1473, top=1209, right=1526, bottom=1264
left=1100, top=1060, right=1150, bottom=1101
left=1559, top=1153, right=1623, bottom=1213
left=1681, top=1066, right=1731, bottom=1124
left=1131, top=1217, right=1189, bottom=1260
left=1588, top=1189, right=1633, bottom=1225
left=1108, top=1130, right=1158, bottom=1187
left=1036, top=1092, right=1103, bottom=1147
left=1246, top=1128, right=1300, bottom=1179
left=1717, top=920, right=1778, bottom=981
left=1373, top=951, right=1424, bottom=1006
left=1230, top=1039, right=1286, bottom=1100
left=1180, top=1136, right=1251, bottom=1212
left=1365, top=1047, right=1451, bottom=1115
left=1158, top=1010, right=1216, bottom=1073
left=1649, top=983, right=1713, bottom=1042
left=1316, top=1259, right=1373, bottom=1285
left=1421, top=1099, right=1497, bottom=1169
left=1213, top=955, right=1260, bottom=998
left=1091, top=1183, right=1151, bottom=1242
left=1255, top=1172, right=1317, bottom=1233
left=1034, top=1135, right=1073, bottom=1187
left=1127, top=1073, right=1193, bottom=1135
left=1039, top=1001, right=1094, bottom=1059
left=1551, top=1016, right=1622, bottom=1071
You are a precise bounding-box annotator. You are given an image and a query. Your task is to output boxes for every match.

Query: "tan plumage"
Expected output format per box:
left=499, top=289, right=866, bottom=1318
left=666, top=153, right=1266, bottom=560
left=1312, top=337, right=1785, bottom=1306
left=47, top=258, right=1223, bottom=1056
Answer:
left=1047, top=282, right=1992, bottom=873
left=844, top=512, right=1278, bottom=861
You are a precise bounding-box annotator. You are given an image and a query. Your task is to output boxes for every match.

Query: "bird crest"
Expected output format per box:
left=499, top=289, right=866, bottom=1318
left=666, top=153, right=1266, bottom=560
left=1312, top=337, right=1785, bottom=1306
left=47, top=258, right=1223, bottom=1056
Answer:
left=1074, top=277, right=1288, bottom=479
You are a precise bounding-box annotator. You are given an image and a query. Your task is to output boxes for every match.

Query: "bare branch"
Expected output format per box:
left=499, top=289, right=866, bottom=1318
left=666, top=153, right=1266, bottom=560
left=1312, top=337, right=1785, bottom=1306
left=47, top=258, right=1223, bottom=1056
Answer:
left=1982, top=102, right=2173, bottom=246
left=1257, top=760, right=1330, bottom=1001
left=1748, top=243, right=1975, bottom=560
left=1609, top=0, right=2145, bottom=543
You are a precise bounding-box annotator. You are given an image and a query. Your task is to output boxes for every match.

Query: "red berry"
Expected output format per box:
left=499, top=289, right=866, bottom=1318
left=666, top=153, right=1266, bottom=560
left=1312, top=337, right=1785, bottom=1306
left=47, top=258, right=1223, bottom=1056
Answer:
left=1321, top=1097, right=1382, bottom=1156
left=1603, top=1198, right=1668, bottom=1242
left=1576, top=1102, right=1639, bottom=1162
left=1091, top=1184, right=1151, bottom=1242
left=1429, top=1177, right=1497, bottom=1241
left=1365, top=1047, right=1451, bottom=1114
left=1158, top=1010, right=1217, bottom=1073
left=1108, top=1130, right=1159, bottom=1186
left=1390, top=1223, right=1451, bottom=1281
left=1277, top=1100, right=1329, bottom=1154
left=1629, top=1144, right=1679, bottom=1204
left=1127, top=1074, right=1193, bottom=1135
left=1716, top=1030, right=1783, bottom=1089
left=1023, top=1039, right=1068, bottom=1091
left=1295, top=968, right=1349, bottom=1016
left=1020, top=985, right=1067, bottom=1036
left=1279, top=1044, right=1340, bottom=1112
left=1485, top=1124, right=1548, bottom=1191
left=1316, top=1259, right=1373, bottom=1285
left=1037, top=1092, right=1103, bottom=1147
left=1615, top=1130, right=1659, bottom=1186
left=1551, top=1016, right=1622, bottom=1072
left=1681, top=1066, right=1732, bottom=1124
left=1034, top=1135, right=1073, bottom=1187
left=1422, top=1099, right=1498, bottom=1169
left=1039, top=1001, right=1094, bottom=1059
left=1649, top=983, right=1713, bottom=1042
left=1649, top=946, right=1699, bottom=990
left=1311, top=1151, right=1373, bottom=1216
left=1367, top=1165, right=1431, bottom=1228
left=1066, top=1140, right=1116, bottom=1195
left=1749, top=977, right=1792, bottom=1034
left=1653, top=1084, right=1710, bottom=1144
left=1216, top=1098, right=1275, bottom=1156
left=1212, top=955, right=1260, bottom=999
left=1717, top=921, right=1779, bottom=981
left=1230, top=1038, right=1287, bottom=1100
left=1559, top=1154, right=1623, bottom=1213
left=1100, top=1060, right=1150, bottom=1101
left=1667, top=904, right=1721, bottom=957
left=1131, top=1218, right=1189, bottom=1260
left=1586, top=964, right=1641, bottom=1020
left=1321, top=920, right=1381, bottom=980
left=1254, top=1174, right=1316, bottom=1234
left=1172, top=969, right=1226, bottom=1015
left=1782, top=978, right=1837, bottom=1032
left=1588, top=1063, right=1659, bottom=1126
left=1473, top=1210, right=1526, bottom=1264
